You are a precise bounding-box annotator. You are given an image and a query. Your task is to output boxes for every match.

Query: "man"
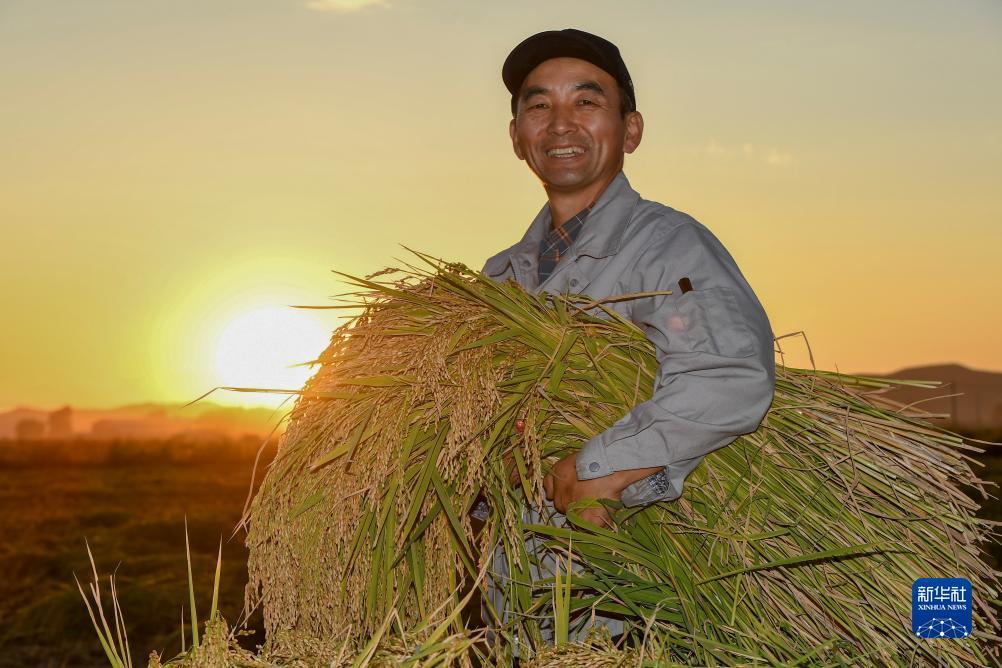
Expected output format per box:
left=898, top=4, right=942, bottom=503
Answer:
left=480, top=28, right=775, bottom=643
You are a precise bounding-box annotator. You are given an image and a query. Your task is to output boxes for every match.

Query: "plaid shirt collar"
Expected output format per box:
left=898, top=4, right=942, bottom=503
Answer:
left=537, top=202, right=595, bottom=285
left=488, top=171, right=638, bottom=292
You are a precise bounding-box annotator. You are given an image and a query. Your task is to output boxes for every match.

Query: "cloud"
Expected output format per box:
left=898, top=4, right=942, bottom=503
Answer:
left=704, top=137, right=725, bottom=156
left=764, top=148, right=794, bottom=167
left=305, top=0, right=390, bottom=13
left=700, top=138, right=796, bottom=168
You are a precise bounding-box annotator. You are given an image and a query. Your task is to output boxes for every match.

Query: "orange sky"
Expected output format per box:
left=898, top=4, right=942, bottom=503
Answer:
left=1, top=1, right=1000, bottom=410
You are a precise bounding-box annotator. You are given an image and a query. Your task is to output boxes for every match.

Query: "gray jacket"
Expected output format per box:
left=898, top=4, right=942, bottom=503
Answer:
left=481, top=170, right=775, bottom=506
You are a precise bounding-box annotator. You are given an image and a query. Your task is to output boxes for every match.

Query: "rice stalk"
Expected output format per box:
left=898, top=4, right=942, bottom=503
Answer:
left=229, top=252, right=1002, bottom=666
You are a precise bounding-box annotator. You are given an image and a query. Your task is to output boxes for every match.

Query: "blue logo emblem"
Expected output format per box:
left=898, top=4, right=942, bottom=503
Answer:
left=912, top=578, right=972, bottom=638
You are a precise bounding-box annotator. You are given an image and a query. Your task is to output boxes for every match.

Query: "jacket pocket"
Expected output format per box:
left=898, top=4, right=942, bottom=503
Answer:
left=671, top=286, right=756, bottom=358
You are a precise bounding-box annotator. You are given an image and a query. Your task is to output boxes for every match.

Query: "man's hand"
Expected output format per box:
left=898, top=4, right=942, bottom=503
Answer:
left=543, top=453, right=662, bottom=529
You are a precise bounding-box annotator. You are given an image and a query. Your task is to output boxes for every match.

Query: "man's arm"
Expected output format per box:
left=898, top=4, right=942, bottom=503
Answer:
left=565, top=220, right=775, bottom=508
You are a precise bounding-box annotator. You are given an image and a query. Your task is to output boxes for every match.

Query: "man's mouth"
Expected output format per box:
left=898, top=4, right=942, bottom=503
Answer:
left=546, top=146, right=586, bottom=159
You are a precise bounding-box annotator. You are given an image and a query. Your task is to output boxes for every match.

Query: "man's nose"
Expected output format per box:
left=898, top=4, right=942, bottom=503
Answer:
left=547, top=103, right=576, bottom=135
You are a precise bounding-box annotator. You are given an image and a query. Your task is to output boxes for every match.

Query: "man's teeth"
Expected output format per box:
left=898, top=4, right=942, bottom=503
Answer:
left=547, top=147, right=585, bottom=156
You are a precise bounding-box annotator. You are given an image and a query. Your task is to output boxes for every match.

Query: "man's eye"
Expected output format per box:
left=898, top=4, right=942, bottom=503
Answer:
left=578, top=99, right=594, bottom=105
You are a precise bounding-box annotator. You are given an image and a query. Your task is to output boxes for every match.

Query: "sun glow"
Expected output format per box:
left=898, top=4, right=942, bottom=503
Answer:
left=213, top=306, right=330, bottom=407
left=147, top=252, right=343, bottom=409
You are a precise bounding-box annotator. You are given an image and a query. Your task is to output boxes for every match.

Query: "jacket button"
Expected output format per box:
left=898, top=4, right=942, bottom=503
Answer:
left=588, top=462, right=600, bottom=472
left=570, top=279, right=579, bottom=287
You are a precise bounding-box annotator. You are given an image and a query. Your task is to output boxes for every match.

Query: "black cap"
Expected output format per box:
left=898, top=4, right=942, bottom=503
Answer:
left=502, top=29, right=636, bottom=117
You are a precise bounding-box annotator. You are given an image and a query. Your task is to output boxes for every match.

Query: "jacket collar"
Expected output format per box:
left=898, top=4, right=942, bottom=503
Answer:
left=506, top=170, right=640, bottom=288
left=570, top=169, right=638, bottom=258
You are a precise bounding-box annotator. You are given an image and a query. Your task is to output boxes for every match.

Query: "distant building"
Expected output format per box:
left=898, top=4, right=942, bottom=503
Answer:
left=48, top=406, right=73, bottom=439
left=15, top=418, right=45, bottom=440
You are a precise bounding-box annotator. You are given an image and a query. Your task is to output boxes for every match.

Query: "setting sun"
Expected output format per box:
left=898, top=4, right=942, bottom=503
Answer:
left=212, top=306, right=330, bottom=406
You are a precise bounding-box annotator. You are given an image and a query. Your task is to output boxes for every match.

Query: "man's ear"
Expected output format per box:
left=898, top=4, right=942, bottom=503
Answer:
left=623, top=111, right=644, bottom=154
left=509, top=118, right=525, bottom=161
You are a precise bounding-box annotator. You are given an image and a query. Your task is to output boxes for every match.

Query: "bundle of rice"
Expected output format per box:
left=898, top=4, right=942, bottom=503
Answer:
left=237, top=253, right=1000, bottom=666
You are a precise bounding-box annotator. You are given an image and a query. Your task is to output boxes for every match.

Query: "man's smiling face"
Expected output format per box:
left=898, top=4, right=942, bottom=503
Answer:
left=509, top=57, right=642, bottom=195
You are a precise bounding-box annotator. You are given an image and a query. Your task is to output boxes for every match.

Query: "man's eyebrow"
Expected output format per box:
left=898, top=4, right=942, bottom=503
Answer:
left=521, top=85, right=547, bottom=102
left=574, top=80, right=606, bottom=95
left=520, top=80, right=608, bottom=103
